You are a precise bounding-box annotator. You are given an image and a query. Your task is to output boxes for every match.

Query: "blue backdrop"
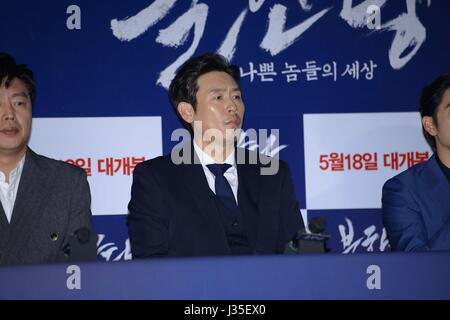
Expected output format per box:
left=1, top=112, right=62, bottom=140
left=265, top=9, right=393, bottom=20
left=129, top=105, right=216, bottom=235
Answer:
left=1, top=0, right=449, bottom=259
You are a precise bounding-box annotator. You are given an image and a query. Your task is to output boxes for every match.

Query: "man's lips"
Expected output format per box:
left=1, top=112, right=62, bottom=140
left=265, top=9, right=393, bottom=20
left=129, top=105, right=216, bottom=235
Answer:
left=224, top=118, right=240, bottom=126
left=0, top=127, right=19, bottom=135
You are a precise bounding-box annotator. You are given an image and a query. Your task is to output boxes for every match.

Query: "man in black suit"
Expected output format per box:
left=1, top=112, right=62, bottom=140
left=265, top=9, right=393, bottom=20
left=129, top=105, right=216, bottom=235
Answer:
left=0, top=53, right=96, bottom=265
left=128, top=53, right=304, bottom=258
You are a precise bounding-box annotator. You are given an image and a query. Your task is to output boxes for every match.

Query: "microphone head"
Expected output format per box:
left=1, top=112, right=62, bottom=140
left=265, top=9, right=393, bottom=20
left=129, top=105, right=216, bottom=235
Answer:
left=308, top=216, right=327, bottom=234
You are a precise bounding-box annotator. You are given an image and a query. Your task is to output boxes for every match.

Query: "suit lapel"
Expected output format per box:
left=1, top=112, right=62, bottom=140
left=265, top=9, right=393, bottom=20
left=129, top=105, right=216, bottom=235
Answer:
left=176, top=144, right=229, bottom=249
left=236, top=149, right=261, bottom=250
left=179, top=162, right=221, bottom=220
left=0, top=203, right=7, bottom=227
left=6, top=149, right=53, bottom=256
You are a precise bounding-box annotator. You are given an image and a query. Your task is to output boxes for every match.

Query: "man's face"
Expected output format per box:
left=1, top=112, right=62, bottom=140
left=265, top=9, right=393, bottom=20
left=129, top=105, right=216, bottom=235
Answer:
left=192, top=71, right=244, bottom=142
left=0, top=78, right=32, bottom=156
left=433, top=88, right=450, bottom=154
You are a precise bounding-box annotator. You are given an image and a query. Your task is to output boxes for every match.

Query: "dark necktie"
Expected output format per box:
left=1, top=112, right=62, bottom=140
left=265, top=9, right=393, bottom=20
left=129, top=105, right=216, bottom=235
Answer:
left=206, top=163, right=238, bottom=211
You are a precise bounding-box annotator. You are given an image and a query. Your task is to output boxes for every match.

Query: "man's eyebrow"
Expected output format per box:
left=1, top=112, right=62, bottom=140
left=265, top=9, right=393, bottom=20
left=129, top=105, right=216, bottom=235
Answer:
left=208, top=87, right=241, bottom=93
left=11, top=92, right=29, bottom=98
left=208, top=88, right=226, bottom=93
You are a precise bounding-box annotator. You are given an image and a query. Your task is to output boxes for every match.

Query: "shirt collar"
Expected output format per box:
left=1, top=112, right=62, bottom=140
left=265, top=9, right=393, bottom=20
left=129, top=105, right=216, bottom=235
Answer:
left=0, top=154, right=26, bottom=184
left=193, top=140, right=236, bottom=167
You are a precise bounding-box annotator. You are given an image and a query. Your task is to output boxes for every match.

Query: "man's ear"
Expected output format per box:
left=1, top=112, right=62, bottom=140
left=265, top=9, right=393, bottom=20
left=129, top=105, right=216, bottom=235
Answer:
left=422, top=116, right=438, bottom=137
left=177, top=102, right=195, bottom=124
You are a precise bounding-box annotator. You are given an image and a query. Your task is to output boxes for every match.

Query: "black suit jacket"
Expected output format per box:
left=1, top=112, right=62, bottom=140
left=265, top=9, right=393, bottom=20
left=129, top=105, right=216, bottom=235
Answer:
left=128, top=146, right=303, bottom=258
left=0, top=148, right=96, bottom=265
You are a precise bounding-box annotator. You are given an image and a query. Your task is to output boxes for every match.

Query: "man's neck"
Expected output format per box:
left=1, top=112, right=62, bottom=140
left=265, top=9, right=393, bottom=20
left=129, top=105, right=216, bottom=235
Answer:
left=0, top=148, right=27, bottom=183
left=194, top=136, right=234, bottom=163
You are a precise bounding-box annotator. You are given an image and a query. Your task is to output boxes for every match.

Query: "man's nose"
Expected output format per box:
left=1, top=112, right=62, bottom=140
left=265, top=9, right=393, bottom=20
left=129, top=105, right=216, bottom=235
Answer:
left=225, top=96, right=238, bottom=113
left=1, top=103, right=16, bottom=120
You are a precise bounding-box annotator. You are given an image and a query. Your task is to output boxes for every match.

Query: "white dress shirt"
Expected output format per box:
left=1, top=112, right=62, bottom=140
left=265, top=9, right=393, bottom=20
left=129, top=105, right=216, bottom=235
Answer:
left=0, top=156, right=25, bottom=223
left=193, top=141, right=239, bottom=204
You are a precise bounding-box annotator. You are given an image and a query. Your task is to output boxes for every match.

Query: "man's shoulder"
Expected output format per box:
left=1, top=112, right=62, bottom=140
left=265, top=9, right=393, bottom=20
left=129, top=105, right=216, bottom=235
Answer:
left=383, top=156, right=435, bottom=190
left=29, top=150, right=85, bottom=178
left=134, top=153, right=177, bottom=173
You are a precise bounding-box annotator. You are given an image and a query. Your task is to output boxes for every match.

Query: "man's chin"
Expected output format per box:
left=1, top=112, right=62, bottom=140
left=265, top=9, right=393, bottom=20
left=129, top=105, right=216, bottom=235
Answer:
left=0, top=142, right=28, bottom=155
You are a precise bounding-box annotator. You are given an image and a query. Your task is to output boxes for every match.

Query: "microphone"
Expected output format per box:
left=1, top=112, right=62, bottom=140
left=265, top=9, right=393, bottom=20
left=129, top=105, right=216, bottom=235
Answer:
left=284, top=216, right=330, bottom=254
left=63, top=227, right=98, bottom=262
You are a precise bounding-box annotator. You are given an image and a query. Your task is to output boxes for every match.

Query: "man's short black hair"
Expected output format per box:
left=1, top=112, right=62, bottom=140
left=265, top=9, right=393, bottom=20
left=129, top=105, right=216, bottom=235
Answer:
left=168, top=53, right=240, bottom=129
left=0, top=53, right=35, bottom=105
left=420, top=72, right=450, bottom=151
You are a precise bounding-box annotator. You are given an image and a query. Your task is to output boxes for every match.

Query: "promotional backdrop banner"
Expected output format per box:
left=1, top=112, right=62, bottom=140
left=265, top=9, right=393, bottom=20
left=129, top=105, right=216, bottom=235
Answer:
left=1, top=0, right=450, bottom=259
